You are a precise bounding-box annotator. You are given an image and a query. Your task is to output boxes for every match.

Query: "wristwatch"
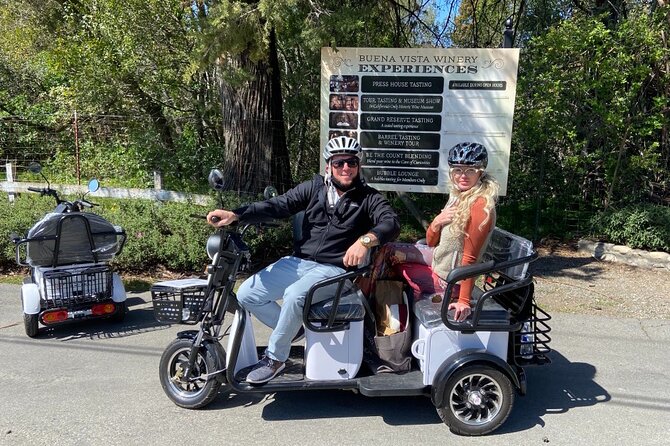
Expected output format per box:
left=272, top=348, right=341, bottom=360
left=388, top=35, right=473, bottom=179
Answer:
left=358, top=234, right=374, bottom=248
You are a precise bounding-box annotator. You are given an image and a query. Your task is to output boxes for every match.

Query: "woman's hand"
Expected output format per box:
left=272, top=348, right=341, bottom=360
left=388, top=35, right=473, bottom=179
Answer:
left=448, top=301, right=471, bottom=322
left=430, top=201, right=458, bottom=232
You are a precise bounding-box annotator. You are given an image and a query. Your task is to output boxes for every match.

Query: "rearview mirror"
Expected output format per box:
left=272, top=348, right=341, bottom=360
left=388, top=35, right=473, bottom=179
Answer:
left=28, top=162, right=42, bottom=174
left=263, top=186, right=278, bottom=200
left=88, top=178, right=100, bottom=193
left=208, top=169, right=226, bottom=191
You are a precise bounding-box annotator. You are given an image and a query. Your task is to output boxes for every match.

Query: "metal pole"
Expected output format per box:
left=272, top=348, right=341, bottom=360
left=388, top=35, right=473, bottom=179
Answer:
left=6, top=162, right=16, bottom=203
left=74, top=110, right=81, bottom=185
left=503, top=17, right=514, bottom=48
left=397, top=192, right=429, bottom=230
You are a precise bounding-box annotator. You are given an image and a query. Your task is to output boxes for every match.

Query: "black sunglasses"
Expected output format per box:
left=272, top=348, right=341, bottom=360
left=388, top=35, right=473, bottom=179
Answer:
left=331, top=158, right=360, bottom=168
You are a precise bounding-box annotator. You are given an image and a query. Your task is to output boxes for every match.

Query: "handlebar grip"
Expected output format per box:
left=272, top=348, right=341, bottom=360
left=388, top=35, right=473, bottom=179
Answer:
left=27, top=187, right=42, bottom=193
left=210, top=216, right=221, bottom=224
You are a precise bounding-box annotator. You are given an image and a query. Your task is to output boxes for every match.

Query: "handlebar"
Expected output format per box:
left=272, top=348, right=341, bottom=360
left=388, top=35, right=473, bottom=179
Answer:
left=27, top=186, right=99, bottom=211
left=75, top=199, right=97, bottom=209
left=193, top=213, right=280, bottom=232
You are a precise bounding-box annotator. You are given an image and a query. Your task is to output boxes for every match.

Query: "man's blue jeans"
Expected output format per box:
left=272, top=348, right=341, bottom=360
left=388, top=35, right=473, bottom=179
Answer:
left=236, top=256, right=345, bottom=362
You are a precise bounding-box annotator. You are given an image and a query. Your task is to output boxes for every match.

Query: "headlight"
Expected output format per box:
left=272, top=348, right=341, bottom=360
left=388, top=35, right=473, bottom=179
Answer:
left=206, top=234, right=221, bottom=259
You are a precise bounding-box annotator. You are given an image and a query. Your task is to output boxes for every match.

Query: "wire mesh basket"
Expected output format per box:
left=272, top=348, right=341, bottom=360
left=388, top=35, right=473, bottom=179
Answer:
left=42, top=265, right=113, bottom=308
left=151, top=278, right=209, bottom=324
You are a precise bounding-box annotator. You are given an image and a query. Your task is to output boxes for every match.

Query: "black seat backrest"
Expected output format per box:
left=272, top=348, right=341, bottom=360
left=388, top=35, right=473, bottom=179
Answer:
left=481, top=227, right=534, bottom=280
left=26, top=213, right=122, bottom=267
left=307, top=282, right=366, bottom=322
left=292, top=211, right=305, bottom=242
left=482, top=228, right=535, bottom=321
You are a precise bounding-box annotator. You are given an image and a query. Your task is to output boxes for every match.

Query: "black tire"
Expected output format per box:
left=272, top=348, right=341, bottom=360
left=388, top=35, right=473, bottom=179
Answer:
left=159, top=338, right=227, bottom=409
left=109, top=302, right=126, bottom=322
left=436, top=364, right=514, bottom=436
left=24, top=313, right=39, bottom=338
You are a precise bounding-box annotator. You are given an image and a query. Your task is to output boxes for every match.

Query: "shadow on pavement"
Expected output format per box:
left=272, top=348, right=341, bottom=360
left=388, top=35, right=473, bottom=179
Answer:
left=500, top=349, right=610, bottom=433
left=252, top=349, right=610, bottom=431
left=531, top=254, right=606, bottom=282
left=261, top=389, right=440, bottom=426
left=33, top=295, right=172, bottom=341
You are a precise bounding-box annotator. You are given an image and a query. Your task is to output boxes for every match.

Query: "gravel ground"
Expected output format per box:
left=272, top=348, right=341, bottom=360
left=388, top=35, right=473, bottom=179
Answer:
left=531, top=245, right=670, bottom=320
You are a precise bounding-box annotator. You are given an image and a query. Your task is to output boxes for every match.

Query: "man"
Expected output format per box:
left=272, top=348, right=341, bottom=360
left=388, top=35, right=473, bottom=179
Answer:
left=207, top=136, right=400, bottom=384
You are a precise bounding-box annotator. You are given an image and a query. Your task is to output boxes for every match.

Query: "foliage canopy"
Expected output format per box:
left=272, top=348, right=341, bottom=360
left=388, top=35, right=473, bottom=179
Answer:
left=1, top=0, right=668, bottom=256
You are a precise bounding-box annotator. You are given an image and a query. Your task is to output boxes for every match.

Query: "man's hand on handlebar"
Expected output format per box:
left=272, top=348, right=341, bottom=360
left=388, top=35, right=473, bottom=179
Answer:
left=207, top=209, right=238, bottom=227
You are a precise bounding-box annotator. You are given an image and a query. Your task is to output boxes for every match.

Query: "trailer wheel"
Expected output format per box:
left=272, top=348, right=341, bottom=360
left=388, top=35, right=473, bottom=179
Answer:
left=436, top=364, right=514, bottom=436
left=24, top=313, right=39, bottom=338
left=109, top=302, right=126, bottom=322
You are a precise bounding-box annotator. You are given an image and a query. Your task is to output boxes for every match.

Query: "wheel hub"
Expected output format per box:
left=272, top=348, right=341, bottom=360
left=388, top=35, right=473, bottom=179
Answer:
left=449, top=373, right=504, bottom=426
left=467, top=391, right=484, bottom=406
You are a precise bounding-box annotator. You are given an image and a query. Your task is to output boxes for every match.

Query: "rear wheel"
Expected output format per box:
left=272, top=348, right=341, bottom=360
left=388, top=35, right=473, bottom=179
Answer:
left=109, top=302, right=126, bottom=322
left=159, top=338, right=227, bottom=409
left=24, top=313, right=39, bottom=338
left=436, top=364, right=514, bottom=436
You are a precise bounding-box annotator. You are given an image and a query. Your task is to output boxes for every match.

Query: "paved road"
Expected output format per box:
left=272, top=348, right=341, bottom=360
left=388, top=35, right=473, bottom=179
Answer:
left=1, top=283, right=669, bottom=446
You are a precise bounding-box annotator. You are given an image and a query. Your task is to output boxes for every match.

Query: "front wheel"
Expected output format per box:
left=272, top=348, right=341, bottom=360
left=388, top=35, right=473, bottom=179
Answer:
left=24, top=313, right=39, bottom=338
left=436, top=364, right=514, bottom=436
left=159, top=338, right=228, bottom=409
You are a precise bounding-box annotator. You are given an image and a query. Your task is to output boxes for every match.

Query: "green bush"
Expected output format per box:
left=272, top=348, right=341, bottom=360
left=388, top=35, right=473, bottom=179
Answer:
left=0, top=195, right=56, bottom=270
left=95, top=199, right=215, bottom=273
left=589, top=204, right=670, bottom=251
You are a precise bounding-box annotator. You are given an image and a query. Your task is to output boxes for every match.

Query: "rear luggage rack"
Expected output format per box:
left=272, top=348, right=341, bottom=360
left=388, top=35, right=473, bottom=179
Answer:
left=42, top=265, right=113, bottom=308
left=513, top=301, right=552, bottom=365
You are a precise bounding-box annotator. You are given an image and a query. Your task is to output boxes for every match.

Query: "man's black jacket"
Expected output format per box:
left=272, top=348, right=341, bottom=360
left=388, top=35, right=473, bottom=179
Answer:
left=233, top=175, right=400, bottom=269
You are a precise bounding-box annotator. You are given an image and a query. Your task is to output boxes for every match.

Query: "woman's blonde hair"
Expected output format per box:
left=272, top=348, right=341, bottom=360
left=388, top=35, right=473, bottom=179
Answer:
left=446, top=171, right=499, bottom=237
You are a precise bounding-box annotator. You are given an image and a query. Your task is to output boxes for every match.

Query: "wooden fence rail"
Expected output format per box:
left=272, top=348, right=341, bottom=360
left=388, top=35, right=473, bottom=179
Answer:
left=2, top=162, right=210, bottom=205
left=0, top=180, right=211, bottom=206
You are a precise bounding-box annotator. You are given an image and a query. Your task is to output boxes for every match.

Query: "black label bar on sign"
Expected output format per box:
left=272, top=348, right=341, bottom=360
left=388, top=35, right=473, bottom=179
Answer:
left=360, top=132, right=440, bottom=150
left=362, top=76, right=444, bottom=94
left=360, top=113, right=441, bottom=131
left=363, top=150, right=440, bottom=168
left=363, top=167, right=439, bottom=186
left=448, top=80, right=507, bottom=90
left=361, top=95, right=443, bottom=113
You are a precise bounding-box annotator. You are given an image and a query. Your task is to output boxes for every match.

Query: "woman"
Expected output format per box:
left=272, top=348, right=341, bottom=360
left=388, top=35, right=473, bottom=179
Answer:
left=426, top=142, right=499, bottom=322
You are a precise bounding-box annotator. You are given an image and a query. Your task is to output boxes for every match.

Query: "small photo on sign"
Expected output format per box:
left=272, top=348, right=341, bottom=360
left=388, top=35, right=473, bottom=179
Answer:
left=329, top=130, right=358, bottom=140
left=329, top=112, right=358, bottom=129
left=329, top=94, right=359, bottom=111
left=330, top=75, right=359, bottom=93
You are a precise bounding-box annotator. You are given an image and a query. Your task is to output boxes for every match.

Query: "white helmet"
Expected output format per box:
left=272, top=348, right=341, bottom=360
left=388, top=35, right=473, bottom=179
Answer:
left=323, top=136, right=362, bottom=161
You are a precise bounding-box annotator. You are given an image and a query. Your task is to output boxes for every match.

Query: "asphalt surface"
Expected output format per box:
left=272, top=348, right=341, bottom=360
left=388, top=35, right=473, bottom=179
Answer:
left=1, top=283, right=669, bottom=446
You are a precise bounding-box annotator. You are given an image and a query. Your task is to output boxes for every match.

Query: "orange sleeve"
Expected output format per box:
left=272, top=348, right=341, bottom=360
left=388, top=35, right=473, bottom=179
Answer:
left=426, top=225, right=440, bottom=247
left=457, top=198, right=494, bottom=305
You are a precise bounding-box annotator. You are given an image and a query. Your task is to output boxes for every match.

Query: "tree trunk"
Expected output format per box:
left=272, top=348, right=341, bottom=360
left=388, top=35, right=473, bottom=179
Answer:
left=219, top=28, right=292, bottom=195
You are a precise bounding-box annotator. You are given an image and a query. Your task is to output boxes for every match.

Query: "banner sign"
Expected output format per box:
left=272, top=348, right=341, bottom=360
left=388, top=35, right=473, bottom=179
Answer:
left=320, top=47, right=520, bottom=195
